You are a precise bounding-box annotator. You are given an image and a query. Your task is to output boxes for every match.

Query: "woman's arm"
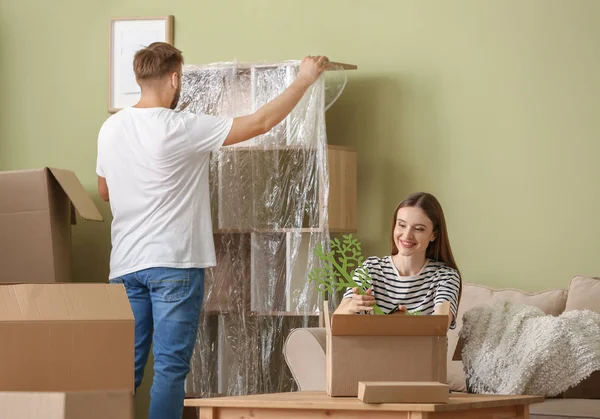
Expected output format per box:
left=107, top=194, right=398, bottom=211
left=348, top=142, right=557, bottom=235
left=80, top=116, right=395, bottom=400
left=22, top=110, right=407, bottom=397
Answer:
left=434, top=270, right=461, bottom=329
left=334, top=287, right=376, bottom=314
left=334, top=297, right=354, bottom=315
left=434, top=301, right=452, bottom=329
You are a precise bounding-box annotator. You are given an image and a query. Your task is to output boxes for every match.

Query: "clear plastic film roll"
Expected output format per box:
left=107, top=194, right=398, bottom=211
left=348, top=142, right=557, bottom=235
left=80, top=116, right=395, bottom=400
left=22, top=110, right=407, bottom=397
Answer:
left=176, top=60, right=348, bottom=397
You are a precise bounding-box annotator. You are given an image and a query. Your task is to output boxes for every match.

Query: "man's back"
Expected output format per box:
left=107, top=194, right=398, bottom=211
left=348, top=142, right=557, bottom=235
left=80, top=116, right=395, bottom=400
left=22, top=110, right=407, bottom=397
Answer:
left=96, top=107, right=232, bottom=279
left=95, top=45, right=328, bottom=419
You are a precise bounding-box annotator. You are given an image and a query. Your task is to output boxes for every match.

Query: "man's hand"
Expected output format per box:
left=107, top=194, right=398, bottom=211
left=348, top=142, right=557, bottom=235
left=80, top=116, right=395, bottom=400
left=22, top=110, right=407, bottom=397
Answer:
left=223, top=54, right=330, bottom=147
left=297, top=55, right=330, bottom=87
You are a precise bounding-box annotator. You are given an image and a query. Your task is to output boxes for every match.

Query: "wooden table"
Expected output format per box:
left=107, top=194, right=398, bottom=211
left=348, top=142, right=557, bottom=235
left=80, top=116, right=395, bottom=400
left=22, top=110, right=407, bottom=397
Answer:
left=185, top=391, right=544, bottom=419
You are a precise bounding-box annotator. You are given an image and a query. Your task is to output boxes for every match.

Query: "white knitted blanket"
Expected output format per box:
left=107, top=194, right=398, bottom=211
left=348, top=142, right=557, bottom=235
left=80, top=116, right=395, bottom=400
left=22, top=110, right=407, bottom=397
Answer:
left=459, top=299, right=600, bottom=396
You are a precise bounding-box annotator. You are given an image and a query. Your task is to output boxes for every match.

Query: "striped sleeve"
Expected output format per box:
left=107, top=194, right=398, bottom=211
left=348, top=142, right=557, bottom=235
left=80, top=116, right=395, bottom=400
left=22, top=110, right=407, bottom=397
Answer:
left=342, top=259, right=370, bottom=299
left=433, top=268, right=461, bottom=329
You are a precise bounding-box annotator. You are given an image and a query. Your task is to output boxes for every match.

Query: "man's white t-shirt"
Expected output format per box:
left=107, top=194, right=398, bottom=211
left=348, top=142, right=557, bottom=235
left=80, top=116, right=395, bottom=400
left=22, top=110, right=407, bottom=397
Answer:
left=96, top=107, right=233, bottom=280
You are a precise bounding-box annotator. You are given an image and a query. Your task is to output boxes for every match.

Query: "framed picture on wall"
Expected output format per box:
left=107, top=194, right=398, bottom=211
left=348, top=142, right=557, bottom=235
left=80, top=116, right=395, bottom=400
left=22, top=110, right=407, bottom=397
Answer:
left=109, top=16, right=174, bottom=113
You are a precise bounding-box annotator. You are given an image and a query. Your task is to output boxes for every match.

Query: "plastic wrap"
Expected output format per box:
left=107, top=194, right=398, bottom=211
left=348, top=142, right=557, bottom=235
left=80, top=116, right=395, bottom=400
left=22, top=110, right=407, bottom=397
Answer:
left=177, top=61, right=348, bottom=397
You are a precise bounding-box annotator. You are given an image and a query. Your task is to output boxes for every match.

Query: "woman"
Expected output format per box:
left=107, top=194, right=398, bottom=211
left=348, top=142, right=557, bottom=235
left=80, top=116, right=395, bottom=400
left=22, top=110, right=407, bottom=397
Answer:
left=335, top=192, right=461, bottom=329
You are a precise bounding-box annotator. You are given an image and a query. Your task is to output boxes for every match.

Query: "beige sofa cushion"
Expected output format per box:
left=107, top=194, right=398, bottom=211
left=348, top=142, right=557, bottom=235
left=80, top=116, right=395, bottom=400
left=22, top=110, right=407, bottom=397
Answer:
left=447, top=283, right=568, bottom=392
left=565, top=276, right=600, bottom=313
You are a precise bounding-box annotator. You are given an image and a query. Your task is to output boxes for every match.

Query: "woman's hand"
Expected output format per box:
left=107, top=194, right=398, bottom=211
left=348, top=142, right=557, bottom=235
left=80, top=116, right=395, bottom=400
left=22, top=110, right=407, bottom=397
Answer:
left=346, top=287, right=376, bottom=314
left=388, top=304, right=408, bottom=315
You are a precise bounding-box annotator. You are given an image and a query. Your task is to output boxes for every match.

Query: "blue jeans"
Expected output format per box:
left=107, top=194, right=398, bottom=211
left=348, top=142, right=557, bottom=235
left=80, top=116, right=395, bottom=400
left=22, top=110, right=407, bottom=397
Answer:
left=110, top=267, right=205, bottom=419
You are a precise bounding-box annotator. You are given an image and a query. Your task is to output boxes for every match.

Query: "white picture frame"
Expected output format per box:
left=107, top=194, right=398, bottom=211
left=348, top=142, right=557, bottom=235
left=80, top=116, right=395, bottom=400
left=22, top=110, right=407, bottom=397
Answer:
left=109, top=16, right=174, bottom=113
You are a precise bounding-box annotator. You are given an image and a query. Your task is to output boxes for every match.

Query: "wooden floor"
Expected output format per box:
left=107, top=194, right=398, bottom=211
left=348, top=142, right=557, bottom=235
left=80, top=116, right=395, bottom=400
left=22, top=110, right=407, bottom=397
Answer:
left=185, top=391, right=544, bottom=419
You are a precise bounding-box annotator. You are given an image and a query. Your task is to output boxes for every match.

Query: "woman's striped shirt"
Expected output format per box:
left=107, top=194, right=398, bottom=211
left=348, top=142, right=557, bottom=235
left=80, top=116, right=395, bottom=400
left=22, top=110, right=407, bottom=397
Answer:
left=343, top=256, right=461, bottom=329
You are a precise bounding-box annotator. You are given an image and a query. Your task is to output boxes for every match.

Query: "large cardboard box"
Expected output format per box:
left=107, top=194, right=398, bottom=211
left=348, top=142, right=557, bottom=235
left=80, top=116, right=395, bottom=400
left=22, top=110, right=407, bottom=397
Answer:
left=0, top=283, right=134, bottom=392
left=0, top=167, right=103, bottom=283
left=325, top=305, right=449, bottom=397
left=0, top=391, right=133, bottom=419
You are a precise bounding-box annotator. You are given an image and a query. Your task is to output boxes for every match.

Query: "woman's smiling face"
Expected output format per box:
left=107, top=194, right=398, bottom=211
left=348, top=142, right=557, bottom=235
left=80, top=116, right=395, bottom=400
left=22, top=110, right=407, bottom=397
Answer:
left=393, top=206, right=436, bottom=258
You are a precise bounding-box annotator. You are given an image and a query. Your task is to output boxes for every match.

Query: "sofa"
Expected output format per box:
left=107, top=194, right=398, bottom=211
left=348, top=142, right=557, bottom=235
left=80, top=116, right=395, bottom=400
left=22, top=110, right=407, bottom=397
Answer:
left=283, top=275, right=600, bottom=419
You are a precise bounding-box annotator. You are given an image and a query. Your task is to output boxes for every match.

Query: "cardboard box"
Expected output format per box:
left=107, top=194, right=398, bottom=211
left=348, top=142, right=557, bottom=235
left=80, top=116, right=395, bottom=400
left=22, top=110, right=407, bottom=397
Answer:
left=0, top=167, right=103, bottom=283
left=325, top=304, right=449, bottom=397
left=358, top=381, right=450, bottom=404
left=0, top=391, right=133, bottom=419
left=0, top=283, right=134, bottom=391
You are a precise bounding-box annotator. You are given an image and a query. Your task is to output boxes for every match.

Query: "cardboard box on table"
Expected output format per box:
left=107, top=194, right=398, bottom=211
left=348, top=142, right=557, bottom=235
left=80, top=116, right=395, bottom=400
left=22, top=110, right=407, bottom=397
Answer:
left=0, top=167, right=104, bottom=284
left=358, top=381, right=450, bottom=404
left=325, top=303, right=449, bottom=397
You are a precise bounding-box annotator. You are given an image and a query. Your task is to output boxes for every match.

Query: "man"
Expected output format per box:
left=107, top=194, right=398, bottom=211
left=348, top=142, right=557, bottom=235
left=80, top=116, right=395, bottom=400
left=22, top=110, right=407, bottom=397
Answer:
left=96, top=42, right=328, bottom=419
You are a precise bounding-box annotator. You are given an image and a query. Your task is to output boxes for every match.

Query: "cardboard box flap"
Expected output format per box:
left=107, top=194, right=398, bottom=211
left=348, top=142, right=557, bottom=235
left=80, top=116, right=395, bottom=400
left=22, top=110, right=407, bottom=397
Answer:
left=330, top=313, right=448, bottom=336
left=48, top=168, right=103, bottom=222
left=453, top=335, right=465, bottom=361
left=0, top=284, right=133, bottom=321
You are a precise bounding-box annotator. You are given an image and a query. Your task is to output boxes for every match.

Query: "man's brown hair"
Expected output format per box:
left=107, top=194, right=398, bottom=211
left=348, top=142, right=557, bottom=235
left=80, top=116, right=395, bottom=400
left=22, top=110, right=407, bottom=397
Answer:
left=133, top=42, right=184, bottom=82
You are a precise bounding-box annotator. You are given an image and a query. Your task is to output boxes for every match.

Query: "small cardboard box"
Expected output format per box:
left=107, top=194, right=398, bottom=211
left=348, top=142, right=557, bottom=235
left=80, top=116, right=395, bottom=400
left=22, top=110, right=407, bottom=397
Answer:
left=358, top=381, right=450, bottom=404
left=325, top=304, right=449, bottom=397
left=0, top=391, right=133, bottom=419
left=0, top=167, right=103, bottom=284
left=0, top=283, right=134, bottom=392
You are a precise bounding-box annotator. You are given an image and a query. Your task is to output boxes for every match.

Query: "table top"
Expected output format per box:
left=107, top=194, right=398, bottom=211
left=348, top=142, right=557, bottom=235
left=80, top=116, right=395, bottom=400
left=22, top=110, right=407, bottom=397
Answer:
left=185, top=391, right=544, bottom=412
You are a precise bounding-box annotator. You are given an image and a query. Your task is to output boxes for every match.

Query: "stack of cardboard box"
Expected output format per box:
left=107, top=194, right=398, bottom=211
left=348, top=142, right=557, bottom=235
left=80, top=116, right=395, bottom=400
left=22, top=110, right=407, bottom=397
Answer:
left=0, top=168, right=135, bottom=419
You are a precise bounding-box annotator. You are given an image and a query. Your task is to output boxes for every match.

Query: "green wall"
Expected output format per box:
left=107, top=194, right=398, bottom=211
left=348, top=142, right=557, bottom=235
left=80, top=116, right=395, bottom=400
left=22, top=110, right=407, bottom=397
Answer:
left=2, top=0, right=599, bottom=415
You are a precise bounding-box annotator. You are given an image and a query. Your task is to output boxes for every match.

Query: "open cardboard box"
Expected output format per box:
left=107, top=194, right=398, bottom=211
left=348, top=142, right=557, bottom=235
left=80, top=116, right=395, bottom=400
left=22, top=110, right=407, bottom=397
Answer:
left=324, top=302, right=450, bottom=397
left=0, top=167, right=104, bottom=283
